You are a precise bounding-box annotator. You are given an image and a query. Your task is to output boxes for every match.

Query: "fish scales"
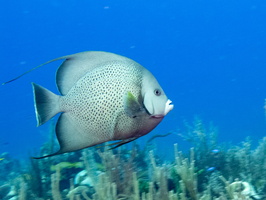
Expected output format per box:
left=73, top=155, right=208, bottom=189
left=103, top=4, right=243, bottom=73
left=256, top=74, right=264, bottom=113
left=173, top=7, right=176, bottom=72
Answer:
left=60, top=60, right=143, bottom=144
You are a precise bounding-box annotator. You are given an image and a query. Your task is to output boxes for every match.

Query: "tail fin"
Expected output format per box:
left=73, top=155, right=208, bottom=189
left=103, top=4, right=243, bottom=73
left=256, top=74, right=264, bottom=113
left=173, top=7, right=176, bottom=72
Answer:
left=32, top=83, right=61, bottom=126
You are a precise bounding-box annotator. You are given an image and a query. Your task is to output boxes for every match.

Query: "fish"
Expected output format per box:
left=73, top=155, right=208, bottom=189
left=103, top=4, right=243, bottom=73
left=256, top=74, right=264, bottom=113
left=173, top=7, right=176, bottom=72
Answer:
left=206, top=167, right=216, bottom=172
left=50, top=162, right=83, bottom=171
left=211, top=149, right=220, bottom=154
left=3, top=51, right=174, bottom=158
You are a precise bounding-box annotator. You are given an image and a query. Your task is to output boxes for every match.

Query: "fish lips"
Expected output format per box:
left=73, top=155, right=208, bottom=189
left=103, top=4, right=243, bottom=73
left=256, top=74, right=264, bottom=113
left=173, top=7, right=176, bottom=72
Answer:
left=164, top=99, right=174, bottom=115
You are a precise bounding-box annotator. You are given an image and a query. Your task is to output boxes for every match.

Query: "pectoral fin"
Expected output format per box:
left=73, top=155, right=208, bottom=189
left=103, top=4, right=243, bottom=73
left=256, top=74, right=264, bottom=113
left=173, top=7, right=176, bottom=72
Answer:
left=124, top=92, right=144, bottom=118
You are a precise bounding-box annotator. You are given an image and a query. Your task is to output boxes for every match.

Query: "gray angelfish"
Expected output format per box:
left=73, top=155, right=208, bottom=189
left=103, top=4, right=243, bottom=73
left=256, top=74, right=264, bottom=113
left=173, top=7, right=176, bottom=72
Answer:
left=3, top=51, right=174, bottom=158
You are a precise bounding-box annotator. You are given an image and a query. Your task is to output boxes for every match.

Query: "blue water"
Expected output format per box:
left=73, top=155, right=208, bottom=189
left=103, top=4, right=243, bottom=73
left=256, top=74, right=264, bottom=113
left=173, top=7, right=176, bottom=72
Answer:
left=1, top=0, right=266, bottom=158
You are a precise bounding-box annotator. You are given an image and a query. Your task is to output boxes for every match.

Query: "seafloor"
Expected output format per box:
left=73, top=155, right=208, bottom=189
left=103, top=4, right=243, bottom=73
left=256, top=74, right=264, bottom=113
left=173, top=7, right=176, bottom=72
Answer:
left=0, top=119, right=265, bottom=200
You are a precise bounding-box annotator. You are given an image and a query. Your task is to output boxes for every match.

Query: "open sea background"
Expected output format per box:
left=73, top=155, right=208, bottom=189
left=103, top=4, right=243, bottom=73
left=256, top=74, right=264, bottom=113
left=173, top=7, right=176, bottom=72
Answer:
left=0, top=0, right=266, bottom=159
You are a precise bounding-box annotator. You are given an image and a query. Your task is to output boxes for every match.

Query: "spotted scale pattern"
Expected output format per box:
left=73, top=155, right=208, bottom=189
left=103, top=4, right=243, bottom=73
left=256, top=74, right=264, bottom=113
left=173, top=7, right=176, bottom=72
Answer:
left=59, top=60, right=144, bottom=146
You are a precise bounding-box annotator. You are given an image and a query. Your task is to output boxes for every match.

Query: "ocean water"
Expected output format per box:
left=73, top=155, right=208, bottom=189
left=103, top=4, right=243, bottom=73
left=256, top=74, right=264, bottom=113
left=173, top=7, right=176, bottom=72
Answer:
left=0, top=0, right=266, bottom=159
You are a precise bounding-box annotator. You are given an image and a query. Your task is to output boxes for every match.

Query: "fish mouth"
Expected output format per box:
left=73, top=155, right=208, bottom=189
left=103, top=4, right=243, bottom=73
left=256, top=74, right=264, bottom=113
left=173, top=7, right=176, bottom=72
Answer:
left=164, top=99, right=174, bottom=115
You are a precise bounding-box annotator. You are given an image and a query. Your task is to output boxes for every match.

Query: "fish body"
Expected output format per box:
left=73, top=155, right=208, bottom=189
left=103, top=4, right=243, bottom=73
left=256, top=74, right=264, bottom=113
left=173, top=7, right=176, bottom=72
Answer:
left=30, top=51, right=173, bottom=158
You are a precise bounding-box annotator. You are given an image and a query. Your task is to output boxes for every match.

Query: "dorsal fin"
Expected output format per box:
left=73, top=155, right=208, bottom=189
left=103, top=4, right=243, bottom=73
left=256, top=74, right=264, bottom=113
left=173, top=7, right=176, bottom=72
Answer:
left=55, top=51, right=129, bottom=95
left=2, top=51, right=130, bottom=94
left=2, top=55, right=69, bottom=85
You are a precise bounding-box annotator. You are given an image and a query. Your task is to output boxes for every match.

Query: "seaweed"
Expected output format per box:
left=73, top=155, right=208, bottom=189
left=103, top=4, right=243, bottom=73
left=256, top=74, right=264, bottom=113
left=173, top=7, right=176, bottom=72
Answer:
left=0, top=119, right=265, bottom=199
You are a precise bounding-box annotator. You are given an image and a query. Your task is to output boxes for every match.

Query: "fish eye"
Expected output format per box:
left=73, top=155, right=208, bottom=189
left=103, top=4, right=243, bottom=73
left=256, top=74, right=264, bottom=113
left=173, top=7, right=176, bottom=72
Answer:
left=154, top=89, right=161, bottom=96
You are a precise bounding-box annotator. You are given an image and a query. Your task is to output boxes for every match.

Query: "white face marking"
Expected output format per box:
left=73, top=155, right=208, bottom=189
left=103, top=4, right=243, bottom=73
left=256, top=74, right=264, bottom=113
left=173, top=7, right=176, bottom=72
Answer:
left=164, top=99, right=174, bottom=115
left=142, top=77, right=173, bottom=117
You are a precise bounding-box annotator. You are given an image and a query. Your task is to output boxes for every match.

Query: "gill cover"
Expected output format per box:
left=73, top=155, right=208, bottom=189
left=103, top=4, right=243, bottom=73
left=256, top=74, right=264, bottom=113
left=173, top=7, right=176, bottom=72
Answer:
left=142, top=69, right=170, bottom=117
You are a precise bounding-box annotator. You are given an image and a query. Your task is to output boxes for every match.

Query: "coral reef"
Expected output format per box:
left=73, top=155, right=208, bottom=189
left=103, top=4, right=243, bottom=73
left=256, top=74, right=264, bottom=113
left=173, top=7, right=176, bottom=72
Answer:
left=0, top=120, right=265, bottom=200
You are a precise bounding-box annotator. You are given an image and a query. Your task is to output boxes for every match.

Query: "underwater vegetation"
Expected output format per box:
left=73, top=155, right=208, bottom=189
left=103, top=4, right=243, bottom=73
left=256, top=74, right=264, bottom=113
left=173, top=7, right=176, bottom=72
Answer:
left=0, top=119, right=265, bottom=200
